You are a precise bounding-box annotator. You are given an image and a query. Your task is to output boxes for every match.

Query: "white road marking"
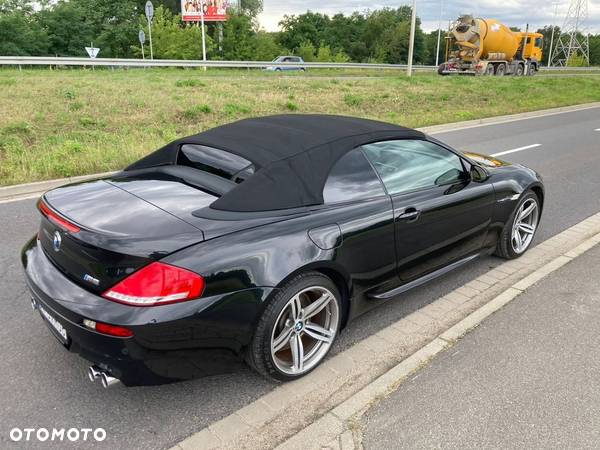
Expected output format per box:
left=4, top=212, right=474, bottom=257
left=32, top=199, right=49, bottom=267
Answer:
left=595, top=128, right=600, bottom=131
left=491, top=144, right=542, bottom=157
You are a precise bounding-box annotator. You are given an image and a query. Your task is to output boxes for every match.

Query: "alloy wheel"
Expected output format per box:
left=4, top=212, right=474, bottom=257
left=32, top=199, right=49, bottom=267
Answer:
left=511, top=198, right=539, bottom=254
left=270, top=286, right=339, bottom=375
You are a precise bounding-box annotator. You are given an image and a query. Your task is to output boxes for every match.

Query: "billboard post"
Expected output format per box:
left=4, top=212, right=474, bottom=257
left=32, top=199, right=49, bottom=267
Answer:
left=200, top=0, right=206, bottom=64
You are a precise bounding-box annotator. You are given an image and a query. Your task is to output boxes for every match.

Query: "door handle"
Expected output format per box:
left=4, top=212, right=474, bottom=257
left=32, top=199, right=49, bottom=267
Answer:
left=397, top=208, right=421, bottom=223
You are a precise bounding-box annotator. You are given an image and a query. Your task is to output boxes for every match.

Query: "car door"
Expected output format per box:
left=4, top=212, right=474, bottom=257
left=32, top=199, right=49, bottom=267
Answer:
left=362, top=139, right=495, bottom=283
left=316, top=148, right=398, bottom=300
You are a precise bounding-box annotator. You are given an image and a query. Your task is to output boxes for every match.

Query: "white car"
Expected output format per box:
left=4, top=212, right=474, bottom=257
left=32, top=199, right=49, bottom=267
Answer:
left=264, top=56, right=306, bottom=71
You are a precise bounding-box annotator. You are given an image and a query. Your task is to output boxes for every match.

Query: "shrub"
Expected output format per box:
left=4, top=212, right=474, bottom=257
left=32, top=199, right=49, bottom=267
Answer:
left=343, top=94, right=363, bottom=107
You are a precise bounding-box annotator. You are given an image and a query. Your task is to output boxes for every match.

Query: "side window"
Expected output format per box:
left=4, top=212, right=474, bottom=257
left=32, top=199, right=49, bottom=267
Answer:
left=323, top=148, right=386, bottom=204
left=177, top=144, right=255, bottom=184
left=362, top=140, right=466, bottom=195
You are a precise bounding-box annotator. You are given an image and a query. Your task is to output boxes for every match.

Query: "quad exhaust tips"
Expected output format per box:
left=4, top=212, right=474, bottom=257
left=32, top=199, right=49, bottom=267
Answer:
left=87, top=365, right=120, bottom=388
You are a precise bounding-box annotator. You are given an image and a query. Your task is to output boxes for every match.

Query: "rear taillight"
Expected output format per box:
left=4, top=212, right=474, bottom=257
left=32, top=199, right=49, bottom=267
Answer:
left=102, top=262, right=205, bottom=307
left=38, top=199, right=81, bottom=233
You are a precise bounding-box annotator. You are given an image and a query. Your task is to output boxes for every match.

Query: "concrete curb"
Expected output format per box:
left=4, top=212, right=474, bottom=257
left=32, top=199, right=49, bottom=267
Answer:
left=419, top=101, right=600, bottom=135
left=171, top=211, right=600, bottom=450
left=2, top=101, right=600, bottom=202
left=0, top=171, right=117, bottom=202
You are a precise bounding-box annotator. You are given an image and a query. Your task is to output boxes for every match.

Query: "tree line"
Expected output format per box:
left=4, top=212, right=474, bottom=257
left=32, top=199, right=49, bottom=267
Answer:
left=1, top=0, right=599, bottom=65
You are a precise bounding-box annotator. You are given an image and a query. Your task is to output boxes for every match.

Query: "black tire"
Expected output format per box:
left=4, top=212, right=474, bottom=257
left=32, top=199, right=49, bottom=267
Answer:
left=495, top=190, right=540, bottom=259
left=485, top=64, right=495, bottom=76
left=515, top=64, right=525, bottom=76
left=496, top=64, right=506, bottom=76
left=247, top=272, right=342, bottom=381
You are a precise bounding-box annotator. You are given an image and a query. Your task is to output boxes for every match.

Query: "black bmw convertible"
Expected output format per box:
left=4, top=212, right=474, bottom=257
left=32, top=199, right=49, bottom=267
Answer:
left=22, top=114, right=544, bottom=387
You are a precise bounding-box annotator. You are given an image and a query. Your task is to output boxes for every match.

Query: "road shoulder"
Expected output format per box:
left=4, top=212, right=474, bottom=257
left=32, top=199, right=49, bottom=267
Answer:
left=361, top=243, right=600, bottom=449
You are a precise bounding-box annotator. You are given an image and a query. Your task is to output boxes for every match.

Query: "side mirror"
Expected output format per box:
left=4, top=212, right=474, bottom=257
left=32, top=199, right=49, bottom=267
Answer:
left=470, top=165, right=489, bottom=182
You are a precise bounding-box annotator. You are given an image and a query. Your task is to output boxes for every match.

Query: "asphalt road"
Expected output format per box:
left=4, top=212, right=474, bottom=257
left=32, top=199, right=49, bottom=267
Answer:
left=1, top=107, right=599, bottom=449
left=363, top=240, right=600, bottom=449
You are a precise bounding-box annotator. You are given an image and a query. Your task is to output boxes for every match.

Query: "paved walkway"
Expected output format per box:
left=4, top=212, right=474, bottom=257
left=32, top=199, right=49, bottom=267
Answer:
left=362, top=244, right=600, bottom=449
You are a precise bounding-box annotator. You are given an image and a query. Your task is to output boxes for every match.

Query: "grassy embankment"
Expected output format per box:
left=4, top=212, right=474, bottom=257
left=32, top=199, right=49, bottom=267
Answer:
left=1, top=68, right=599, bottom=186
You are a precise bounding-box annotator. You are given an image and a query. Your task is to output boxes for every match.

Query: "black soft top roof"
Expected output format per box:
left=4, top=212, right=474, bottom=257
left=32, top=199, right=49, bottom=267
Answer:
left=126, top=114, right=424, bottom=211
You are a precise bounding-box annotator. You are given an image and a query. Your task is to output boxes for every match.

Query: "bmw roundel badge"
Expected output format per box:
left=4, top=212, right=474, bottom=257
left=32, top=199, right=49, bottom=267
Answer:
left=53, top=231, right=62, bottom=252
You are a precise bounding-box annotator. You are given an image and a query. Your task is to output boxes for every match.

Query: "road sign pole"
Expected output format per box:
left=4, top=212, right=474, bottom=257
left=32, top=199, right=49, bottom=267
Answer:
left=148, top=20, right=154, bottom=60
left=145, top=1, right=154, bottom=60
left=407, top=0, right=417, bottom=77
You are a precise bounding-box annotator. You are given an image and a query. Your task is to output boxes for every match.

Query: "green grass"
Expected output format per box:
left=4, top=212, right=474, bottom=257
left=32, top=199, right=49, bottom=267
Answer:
left=1, top=67, right=599, bottom=186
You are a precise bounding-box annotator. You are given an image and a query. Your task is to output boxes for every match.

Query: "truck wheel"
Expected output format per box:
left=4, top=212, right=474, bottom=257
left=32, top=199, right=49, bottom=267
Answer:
left=515, top=64, right=524, bottom=76
left=437, top=63, right=448, bottom=75
left=485, top=64, right=495, bottom=76
left=495, top=64, right=506, bottom=76
left=528, top=65, right=536, bottom=76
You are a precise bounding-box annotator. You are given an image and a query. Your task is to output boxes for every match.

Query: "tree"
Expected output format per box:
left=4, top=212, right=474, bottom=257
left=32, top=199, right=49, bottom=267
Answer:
left=221, top=13, right=255, bottom=60
left=316, top=45, right=332, bottom=62
left=296, top=41, right=315, bottom=61
left=38, top=1, right=94, bottom=56
left=589, top=34, right=600, bottom=66
left=361, top=6, right=424, bottom=64
left=79, top=0, right=139, bottom=57
left=0, top=10, right=49, bottom=55
left=253, top=31, right=283, bottom=61
left=239, top=0, right=262, bottom=18
left=277, top=12, right=329, bottom=52
left=423, top=29, right=447, bottom=66
left=321, top=12, right=366, bottom=61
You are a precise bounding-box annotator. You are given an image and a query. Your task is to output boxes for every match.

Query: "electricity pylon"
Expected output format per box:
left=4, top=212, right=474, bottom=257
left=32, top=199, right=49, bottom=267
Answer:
left=550, top=0, right=589, bottom=66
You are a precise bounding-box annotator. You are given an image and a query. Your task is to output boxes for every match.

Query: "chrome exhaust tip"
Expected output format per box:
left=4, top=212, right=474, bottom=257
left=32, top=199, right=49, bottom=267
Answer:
left=87, top=365, right=103, bottom=382
left=100, top=372, right=120, bottom=389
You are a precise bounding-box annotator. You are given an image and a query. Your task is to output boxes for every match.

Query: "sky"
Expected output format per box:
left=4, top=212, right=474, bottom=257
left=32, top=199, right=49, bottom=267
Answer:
left=258, top=0, right=600, bottom=34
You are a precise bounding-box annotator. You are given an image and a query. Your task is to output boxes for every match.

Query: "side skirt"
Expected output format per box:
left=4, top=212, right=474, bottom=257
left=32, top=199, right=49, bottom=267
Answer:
left=368, top=253, right=481, bottom=300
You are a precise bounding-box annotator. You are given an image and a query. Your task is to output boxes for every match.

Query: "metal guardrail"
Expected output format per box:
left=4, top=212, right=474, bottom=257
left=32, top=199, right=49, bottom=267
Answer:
left=0, top=56, right=598, bottom=71
left=0, top=56, right=434, bottom=70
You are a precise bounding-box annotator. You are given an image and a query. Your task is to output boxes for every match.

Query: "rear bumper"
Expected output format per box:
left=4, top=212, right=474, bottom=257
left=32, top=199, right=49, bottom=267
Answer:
left=21, top=236, right=275, bottom=386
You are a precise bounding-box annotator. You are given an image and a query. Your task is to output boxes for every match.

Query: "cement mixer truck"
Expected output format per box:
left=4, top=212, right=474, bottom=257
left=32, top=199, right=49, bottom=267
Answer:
left=439, top=15, right=543, bottom=76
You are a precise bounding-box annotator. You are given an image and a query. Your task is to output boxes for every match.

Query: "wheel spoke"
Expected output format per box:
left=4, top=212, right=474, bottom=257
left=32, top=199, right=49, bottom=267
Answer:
left=290, top=334, right=304, bottom=372
left=518, top=223, right=535, bottom=235
left=513, top=230, right=523, bottom=249
left=272, top=326, right=294, bottom=353
left=304, top=322, right=334, bottom=344
left=518, top=202, right=536, bottom=222
left=289, top=294, right=302, bottom=321
left=302, top=293, right=331, bottom=320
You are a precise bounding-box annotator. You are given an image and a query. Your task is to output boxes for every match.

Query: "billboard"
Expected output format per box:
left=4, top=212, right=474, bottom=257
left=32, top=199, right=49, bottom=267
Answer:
left=182, top=0, right=228, bottom=22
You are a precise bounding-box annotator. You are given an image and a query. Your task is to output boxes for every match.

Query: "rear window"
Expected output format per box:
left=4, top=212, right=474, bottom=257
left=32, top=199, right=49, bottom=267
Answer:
left=177, top=144, right=255, bottom=183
